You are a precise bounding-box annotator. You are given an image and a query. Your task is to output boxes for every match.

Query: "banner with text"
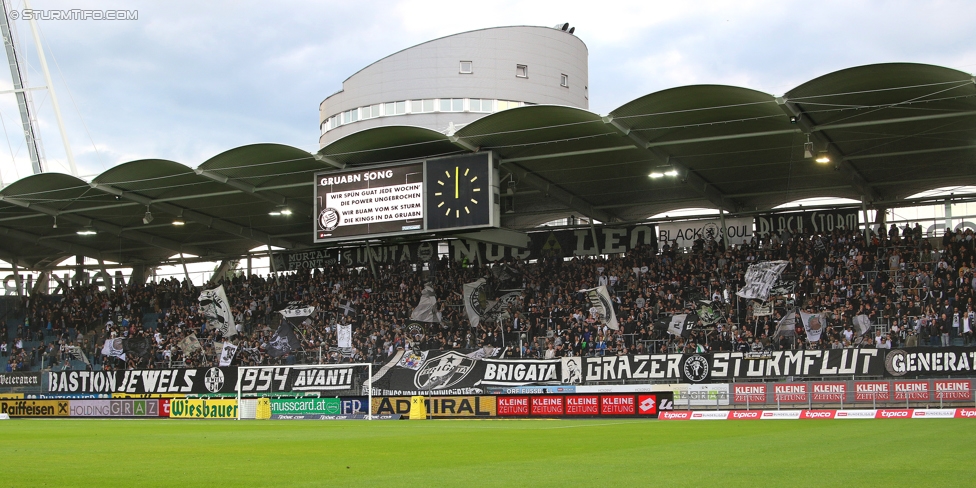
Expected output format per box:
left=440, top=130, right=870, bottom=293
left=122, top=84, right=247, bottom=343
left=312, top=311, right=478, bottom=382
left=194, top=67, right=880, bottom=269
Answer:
left=754, top=209, right=860, bottom=238
left=658, top=217, right=754, bottom=248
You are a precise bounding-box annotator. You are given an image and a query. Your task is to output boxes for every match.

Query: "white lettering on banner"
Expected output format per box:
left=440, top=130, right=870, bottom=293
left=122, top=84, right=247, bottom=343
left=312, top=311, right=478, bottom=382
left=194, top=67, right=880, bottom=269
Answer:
left=481, top=362, right=558, bottom=384
left=885, top=349, right=975, bottom=376
left=583, top=349, right=882, bottom=382
left=657, top=217, right=754, bottom=248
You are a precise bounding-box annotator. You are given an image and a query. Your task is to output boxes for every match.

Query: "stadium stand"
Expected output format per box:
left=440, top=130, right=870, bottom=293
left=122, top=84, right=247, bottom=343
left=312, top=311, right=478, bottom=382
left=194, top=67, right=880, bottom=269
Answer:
left=4, top=224, right=973, bottom=373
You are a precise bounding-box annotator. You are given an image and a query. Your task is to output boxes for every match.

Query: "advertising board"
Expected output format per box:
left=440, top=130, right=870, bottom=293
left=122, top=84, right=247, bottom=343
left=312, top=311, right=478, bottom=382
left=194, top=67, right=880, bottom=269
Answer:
left=270, top=398, right=341, bottom=415
left=68, top=399, right=160, bottom=417
left=0, top=399, right=69, bottom=417
left=371, top=396, right=496, bottom=417
left=169, top=399, right=238, bottom=419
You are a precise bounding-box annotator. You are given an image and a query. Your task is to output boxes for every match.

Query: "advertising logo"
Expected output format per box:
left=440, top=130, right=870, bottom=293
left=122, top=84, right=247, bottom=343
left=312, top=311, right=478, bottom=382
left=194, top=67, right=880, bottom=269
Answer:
left=683, top=354, right=709, bottom=383
left=637, top=395, right=657, bottom=415
left=203, top=368, right=224, bottom=393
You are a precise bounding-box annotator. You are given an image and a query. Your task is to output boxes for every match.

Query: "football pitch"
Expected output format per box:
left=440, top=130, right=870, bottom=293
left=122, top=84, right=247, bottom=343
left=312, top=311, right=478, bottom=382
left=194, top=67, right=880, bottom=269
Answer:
left=2, top=419, right=973, bottom=487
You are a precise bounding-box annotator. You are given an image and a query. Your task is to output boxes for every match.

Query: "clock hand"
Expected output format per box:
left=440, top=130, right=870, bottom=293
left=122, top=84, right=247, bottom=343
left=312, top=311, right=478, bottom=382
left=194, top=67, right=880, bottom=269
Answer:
left=455, top=166, right=459, bottom=199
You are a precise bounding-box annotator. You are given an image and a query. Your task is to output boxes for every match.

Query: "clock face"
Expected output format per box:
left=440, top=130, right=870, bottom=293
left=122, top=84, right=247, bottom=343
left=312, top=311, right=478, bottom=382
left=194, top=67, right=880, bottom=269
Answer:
left=425, top=154, right=491, bottom=231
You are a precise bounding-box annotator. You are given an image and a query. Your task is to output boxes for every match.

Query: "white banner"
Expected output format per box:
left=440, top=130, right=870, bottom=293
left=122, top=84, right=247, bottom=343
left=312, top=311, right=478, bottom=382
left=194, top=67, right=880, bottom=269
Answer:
left=801, top=312, right=826, bottom=342
left=736, top=260, right=788, bottom=301
left=280, top=306, right=316, bottom=318
left=853, top=314, right=873, bottom=336
left=199, top=285, right=236, bottom=337
left=101, top=338, right=126, bottom=361
left=657, top=217, right=753, bottom=248
left=338, top=323, right=353, bottom=349
left=218, top=343, right=238, bottom=367
left=410, top=284, right=440, bottom=323
left=463, top=278, right=487, bottom=328
left=582, top=285, right=618, bottom=330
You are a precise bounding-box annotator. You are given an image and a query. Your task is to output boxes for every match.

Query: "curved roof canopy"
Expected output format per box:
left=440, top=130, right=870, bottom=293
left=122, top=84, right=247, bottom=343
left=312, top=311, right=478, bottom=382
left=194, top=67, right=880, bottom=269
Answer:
left=0, top=63, right=973, bottom=268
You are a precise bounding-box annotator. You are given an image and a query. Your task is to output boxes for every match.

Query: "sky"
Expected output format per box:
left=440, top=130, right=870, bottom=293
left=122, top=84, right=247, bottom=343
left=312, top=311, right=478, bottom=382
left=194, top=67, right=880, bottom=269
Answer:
left=0, top=0, right=974, bottom=186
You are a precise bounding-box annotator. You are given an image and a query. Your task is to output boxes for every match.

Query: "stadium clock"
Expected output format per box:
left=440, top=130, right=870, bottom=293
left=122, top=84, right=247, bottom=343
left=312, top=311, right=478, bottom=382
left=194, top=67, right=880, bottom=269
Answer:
left=425, top=154, right=491, bottom=230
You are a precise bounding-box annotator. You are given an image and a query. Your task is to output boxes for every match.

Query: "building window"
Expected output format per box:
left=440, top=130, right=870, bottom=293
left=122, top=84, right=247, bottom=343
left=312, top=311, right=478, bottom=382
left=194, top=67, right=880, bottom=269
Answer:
left=361, top=104, right=380, bottom=119
left=560, top=74, right=569, bottom=87
left=384, top=101, right=406, bottom=116
left=459, top=61, right=472, bottom=74
left=439, top=98, right=463, bottom=112
left=469, top=99, right=492, bottom=113
left=411, top=100, right=434, bottom=113
left=497, top=100, right=521, bottom=111
left=516, top=64, right=528, bottom=78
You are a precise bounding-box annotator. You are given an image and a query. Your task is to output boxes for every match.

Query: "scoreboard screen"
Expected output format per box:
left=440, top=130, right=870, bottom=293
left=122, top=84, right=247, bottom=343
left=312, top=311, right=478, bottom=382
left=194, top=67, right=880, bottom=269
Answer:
left=314, top=153, right=496, bottom=242
left=315, top=163, right=424, bottom=241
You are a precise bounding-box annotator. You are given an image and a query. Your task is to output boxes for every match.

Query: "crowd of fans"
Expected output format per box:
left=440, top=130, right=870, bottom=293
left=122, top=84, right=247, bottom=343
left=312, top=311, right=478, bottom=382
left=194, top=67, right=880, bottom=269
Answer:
left=3, top=223, right=975, bottom=373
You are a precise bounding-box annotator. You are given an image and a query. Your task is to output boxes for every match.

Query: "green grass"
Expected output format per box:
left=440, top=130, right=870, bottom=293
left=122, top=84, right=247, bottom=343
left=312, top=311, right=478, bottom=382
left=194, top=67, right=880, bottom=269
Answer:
left=1, top=419, right=974, bottom=487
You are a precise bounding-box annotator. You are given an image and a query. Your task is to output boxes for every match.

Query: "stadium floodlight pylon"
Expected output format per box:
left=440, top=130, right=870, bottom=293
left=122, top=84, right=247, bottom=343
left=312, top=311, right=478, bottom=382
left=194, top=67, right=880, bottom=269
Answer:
left=235, top=363, right=373, bottom=420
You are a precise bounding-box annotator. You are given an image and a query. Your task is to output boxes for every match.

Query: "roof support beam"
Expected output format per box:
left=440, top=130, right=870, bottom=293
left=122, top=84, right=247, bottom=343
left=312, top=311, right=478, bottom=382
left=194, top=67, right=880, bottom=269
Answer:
left=812, top=110, right=976, bottom=132
left=90, top=183, right=305, bottom=250
left=0, top=225, right=119, bottom=265
left=313, top=153, right=345, bottom=169
left=776, top=97, right=880, bottom=203
left=449, top=135, right=479, bottom=153
left=193, top=168, right=313, bottom=218
left=501, top=162, right=617, bottom=224
left=501, top=145, right=635, bottom=164
left=0, top=196, right=215, bottom=258
left=603, top=116, right=738, bottom=213
left=844, top=143, right=976, bottom=161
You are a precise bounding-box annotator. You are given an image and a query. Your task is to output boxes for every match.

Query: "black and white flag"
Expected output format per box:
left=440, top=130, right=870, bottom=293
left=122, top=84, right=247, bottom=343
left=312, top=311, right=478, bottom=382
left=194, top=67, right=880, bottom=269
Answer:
left=853, top=314, right=873, bottom=336
left=67, top=345, right=90, bottom=366
left=337, top=323, right=353, bottom=349
left=736, top=261, right=789, bottom=301
left=267, top=322, right=301, bottom=358
left=123, top=336, right=152, bottom=361
left=463, top=278, right=489, bottom=328
left=801, top=312, right=826, bottom=343
left=697, top=301, right=722, bottom=325
left=410, top=284, right=441, bottom=323
left=772, top=310, right=797, bottom=339
left=582, top=285, right=619, bottom=330
left=178, top=334, right=201, bottom=354
left=752, top=301, right=774, bottom=317
left=280, top=303, right=316, bottom=320
left=218, top=343, right=238, bottom=367
left=101, top=338, right=126, bottom=361
left=338, top=299, right=357, bottom=317
left=667, top=313, right=698, bottom=338
left=199, top=285, right=237, bottom=337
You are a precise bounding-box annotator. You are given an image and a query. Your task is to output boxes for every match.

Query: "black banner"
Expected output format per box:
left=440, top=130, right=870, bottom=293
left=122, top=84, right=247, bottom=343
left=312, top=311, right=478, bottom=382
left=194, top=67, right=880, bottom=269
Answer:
left=451, top=224, right=657, bottom=263
left=0, top=372, right=42, bottom=389
left=883, top=347, right=976, bottom=378
left=272, top=224, right=657, bottom=270
left=47, top=368, right=239, bottom=395
left=583, top=349, right=885, bottom=383
left=373, top=349, right=893, bottom=393
left=371, top=350, right=566, bottom=396
left=46, top=365, right=362, bottom=395
left=272, top=241, right=439, bottom=270
left=754, top=209, right=860, bottom=237
left=237, top=365, right=358, bottom=393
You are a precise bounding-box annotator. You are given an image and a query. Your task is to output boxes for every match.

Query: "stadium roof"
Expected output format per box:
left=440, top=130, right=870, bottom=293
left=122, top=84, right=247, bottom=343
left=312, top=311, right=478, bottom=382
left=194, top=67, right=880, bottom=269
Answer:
left=0, top=62, right=973, bottom=269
